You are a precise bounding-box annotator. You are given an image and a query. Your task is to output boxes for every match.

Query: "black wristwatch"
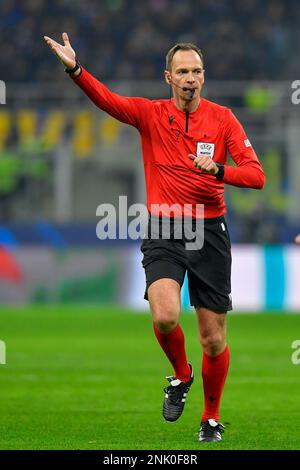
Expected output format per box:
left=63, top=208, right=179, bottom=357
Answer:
left=65, top=60, right=81, bottom=75
left=215, top=163, right=225, bottom=180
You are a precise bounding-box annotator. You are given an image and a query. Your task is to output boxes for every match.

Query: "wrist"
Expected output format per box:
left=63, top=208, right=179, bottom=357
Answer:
left=215, top=163, right=224, bottom=180
left=65, top=60, right=81, bottom=77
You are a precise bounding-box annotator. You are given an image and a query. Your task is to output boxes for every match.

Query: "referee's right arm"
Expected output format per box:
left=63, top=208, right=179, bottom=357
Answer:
left=44, top=32, right=151, bottom=130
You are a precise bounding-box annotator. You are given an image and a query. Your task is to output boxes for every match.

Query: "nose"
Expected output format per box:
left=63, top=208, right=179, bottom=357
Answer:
left=186, top=72, right=195, bottom=83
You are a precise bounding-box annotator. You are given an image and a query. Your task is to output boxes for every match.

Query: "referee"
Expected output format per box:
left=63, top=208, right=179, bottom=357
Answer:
left=44, top=33, right=265, bottom=442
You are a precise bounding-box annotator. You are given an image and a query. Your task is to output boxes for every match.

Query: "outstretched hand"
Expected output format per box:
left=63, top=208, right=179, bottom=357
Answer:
left=43, top=32, right=76, bottom=69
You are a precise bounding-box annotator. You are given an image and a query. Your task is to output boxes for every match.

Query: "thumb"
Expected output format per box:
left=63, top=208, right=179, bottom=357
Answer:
left=188, top=154, right=196, bottom=160
left=62, top=32, right=70, bottom=45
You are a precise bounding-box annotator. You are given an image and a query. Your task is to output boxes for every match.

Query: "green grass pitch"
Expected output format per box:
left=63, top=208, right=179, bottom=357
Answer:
left=0, top=306, right=299, bottom=450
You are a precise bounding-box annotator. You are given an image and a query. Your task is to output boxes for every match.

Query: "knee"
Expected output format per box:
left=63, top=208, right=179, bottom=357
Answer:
left=199, top=331, right=225, bottom=356
left=152, top=308, right=178, bottom=333
left=149, top=282, right=180, bottom=333
left=154, top=315, right=178, bottom=333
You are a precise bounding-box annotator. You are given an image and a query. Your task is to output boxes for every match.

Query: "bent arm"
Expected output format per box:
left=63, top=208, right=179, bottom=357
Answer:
left=222, top=109, right=266, bottom=189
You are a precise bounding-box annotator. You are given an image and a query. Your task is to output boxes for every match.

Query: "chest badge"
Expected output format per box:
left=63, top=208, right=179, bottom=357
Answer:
left=196, top=142, right=215, bottom=159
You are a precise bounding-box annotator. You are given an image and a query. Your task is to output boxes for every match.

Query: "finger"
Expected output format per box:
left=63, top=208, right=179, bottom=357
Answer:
left=62, top=32, right=70, bottom=45
left=200, top=160, right=213, bottom=171
left=44, top=40, right=64, bottom=62
left=196, top=164, right=208, bottom=172
left=44, top=36, right=52, bottom=47
left=193, top=157, right=204, bottom=168
left=188, top=154, right=196, bottom=161
left=44, top=36, right=57, bottom=45
left=195, top=157, right=213, bottom=170
left=194, top=160, right=210, bottom=172
left=44, top=36, right=60, bottom=50
left=47, top=42, right=60, bottom=55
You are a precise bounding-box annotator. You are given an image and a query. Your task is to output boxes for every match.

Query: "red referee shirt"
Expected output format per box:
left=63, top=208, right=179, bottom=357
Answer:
left=73, top=67, right=265, bottom=219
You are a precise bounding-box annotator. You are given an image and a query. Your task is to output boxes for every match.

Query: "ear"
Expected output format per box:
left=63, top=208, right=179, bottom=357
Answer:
left=164, top=70, right=171, bottom=85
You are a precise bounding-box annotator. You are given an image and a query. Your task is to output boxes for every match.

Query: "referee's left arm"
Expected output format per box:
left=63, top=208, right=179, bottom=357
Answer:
left=222, top=109, right=266, bottom=189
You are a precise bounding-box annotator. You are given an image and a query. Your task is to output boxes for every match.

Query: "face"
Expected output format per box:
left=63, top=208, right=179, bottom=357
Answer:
left=165, top=49, right=205, bottom=101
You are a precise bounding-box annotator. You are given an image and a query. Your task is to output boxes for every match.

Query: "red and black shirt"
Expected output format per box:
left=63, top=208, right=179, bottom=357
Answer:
left=73, top=68, right=265, bottom=218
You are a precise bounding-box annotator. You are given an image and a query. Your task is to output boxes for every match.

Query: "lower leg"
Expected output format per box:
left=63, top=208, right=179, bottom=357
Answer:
left=149, top=279, right=191, bottom=382
left=201, top=345, right=230, bottom=421
left=196, top=307, right=230, bottom=421
left=153, top=323, right=191, bottom=382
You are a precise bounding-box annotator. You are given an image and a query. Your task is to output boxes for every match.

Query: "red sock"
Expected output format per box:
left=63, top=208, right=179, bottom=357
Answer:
left=201, top=345, right=230, bottom=422
left=153, top=323, right=191, bottom=382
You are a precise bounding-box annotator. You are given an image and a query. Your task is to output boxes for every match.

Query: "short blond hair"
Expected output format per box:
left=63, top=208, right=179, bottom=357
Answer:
left=166, top=43, right=204, bottom=72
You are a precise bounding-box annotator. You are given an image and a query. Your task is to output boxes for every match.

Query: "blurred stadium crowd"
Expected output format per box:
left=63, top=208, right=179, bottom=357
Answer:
left=0, top=0, right=299, bottom=245
left=2, top=0, right=300, bottom=82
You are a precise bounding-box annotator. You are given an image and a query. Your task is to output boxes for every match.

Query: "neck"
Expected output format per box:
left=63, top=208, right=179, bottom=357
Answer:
left=173, top=95, right=200, bottom=113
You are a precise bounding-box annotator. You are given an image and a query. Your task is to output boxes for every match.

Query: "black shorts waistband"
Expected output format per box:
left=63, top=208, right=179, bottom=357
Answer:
left=148, top=214, right=225, bottom=225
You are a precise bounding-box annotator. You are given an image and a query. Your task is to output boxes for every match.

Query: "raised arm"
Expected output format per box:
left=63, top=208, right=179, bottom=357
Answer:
left=43, top=33, right=151, bottom=129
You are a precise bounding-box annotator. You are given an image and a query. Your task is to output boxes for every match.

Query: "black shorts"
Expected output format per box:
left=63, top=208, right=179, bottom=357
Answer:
left=140, top=215, right=232, bottom=312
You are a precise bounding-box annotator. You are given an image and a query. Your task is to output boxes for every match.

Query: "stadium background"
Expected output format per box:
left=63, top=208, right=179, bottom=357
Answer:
left=1, top=0, right=300, bottom=451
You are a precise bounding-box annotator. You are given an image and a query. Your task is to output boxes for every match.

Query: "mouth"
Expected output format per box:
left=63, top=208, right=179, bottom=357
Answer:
left=182, top=87, right=196, bottom=99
